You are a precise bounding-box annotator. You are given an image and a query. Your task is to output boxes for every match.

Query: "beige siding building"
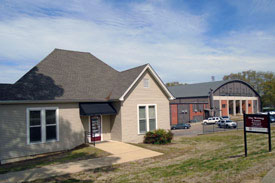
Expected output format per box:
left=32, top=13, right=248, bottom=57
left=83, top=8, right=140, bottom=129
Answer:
left=0, top=49, right=174, bottom=163
left=121, top=71, right=170, bottom=143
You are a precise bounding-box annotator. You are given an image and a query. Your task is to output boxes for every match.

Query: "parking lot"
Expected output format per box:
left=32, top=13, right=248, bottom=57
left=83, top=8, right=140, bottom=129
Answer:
left=172, top=122, right=203, bottom=137
left=172, top=121, right=244, bottom=137
left=172, top=121, right=275, bottom=137
left=202, top=121, right=244, bottom=134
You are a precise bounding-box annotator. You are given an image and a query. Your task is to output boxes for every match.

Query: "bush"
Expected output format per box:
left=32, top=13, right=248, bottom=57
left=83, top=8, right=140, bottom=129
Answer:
left=143, top=129, right=174, bottom=144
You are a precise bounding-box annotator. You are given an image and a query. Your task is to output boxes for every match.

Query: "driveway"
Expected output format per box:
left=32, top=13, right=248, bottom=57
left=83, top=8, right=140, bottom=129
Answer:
left=0, top=141, right=162, bottom=183
left=172, top=122, right=203, bottom=137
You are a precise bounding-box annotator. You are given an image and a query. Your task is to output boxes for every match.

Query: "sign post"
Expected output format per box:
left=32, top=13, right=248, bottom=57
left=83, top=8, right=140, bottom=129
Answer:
left=243, top=113, right=271, bottom=157
left=243, top=113, right=247, bottom=157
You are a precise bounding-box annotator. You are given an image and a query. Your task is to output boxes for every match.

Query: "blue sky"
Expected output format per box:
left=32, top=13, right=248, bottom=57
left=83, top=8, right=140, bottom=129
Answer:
left=0, top=0, right=275, bottom=84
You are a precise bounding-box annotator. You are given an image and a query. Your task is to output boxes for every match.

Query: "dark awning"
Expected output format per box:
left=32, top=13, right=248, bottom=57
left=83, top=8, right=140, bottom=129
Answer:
left=79, top=102, right=117, bottom=116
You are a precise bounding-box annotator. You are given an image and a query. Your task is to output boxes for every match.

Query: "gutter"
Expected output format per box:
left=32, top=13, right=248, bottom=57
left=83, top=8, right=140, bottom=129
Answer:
left=0, top=99, right=120, bottom=104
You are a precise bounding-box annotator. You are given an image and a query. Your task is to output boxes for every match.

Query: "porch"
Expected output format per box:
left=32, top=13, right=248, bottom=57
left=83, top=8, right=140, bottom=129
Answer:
left=79, top=102, right=117, bottom=144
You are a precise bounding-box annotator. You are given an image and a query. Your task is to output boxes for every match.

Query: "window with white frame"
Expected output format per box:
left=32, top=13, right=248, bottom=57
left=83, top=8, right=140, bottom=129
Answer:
left=149, top=106, right=156, bottom=131
left=143, top=78, right=149, bottom=88
left=138, top=105, right=157, bottom=134
left=27, top=108, right=59, bottom=144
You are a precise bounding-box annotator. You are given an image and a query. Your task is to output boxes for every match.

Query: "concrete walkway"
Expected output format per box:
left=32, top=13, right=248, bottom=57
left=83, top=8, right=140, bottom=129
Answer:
left=262, top=167, right=275, bottom=183
left=0, top=141, right=162, bottom=183
left=95, top=140, right=162, bottom=163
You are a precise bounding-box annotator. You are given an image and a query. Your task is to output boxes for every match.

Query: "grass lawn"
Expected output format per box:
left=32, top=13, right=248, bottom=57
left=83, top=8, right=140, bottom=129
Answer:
left=0, top=144, right=109, bottom=174
left=28, top=126, right=275, bottom=183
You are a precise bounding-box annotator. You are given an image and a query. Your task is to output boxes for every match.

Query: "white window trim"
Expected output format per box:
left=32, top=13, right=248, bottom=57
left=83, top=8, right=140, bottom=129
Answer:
left=26, top=107, right=59, bottom=145
left=137, top=104, right=158, bottom=135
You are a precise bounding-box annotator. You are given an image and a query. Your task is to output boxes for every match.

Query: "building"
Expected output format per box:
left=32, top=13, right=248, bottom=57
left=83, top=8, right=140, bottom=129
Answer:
left=168, top=80, right=261, bottom=125
left=0, top=49, right=174, bottom=163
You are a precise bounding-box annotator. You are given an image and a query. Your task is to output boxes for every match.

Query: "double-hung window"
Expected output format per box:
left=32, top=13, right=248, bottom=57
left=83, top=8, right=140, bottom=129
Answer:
left=27, top=107, right=59, bottom=144
left=138, top=105, right=157, bottom=134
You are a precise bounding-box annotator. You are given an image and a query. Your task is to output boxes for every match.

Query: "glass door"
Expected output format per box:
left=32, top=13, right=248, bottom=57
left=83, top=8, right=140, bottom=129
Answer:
left=90, top=116, right=101, bottom=141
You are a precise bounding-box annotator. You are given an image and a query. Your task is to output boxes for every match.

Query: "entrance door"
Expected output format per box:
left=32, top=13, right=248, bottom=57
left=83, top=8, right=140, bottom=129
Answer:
left=204, top=110, right=210, bottom=119
left=90, top=116, right=101, bottom=142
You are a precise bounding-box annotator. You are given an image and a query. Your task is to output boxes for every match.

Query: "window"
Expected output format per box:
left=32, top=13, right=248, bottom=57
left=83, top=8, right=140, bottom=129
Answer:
left=27, top=108, right=59, bottom=144
left=139, top=106, right=147, bottom=134
left=29, top=111, right=42, bottom=143
left=46, top=110, right=57, bottom=141
left=143, top=78, right=149, bottom=88
left=138, top=105, right=157, bottom=134
left=222, top=104, right=226, bottom=108
left=193, top=104, right=198, bottom=112
left=149, top=106, right=156, bottom=131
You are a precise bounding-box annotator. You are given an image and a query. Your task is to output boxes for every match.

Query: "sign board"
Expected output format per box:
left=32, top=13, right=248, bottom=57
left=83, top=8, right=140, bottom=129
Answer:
left=243, top=113, right=272, bottom=157
left=245, top=115, right=269, bottom=133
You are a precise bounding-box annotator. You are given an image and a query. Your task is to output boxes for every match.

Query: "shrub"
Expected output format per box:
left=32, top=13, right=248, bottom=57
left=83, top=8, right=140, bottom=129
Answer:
left=143, top=129, right=174, bottom=144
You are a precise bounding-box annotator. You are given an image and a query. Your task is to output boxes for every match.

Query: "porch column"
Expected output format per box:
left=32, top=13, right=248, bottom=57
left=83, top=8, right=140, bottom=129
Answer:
left=233, top=100, right=236, bottom=116
left=219, top=100, right=222, bottom=116
left=240, top=100, right=242, bottom=115
left=252, top=100, right=255, bottom=114
left=227, top=100, right=229, bottom=116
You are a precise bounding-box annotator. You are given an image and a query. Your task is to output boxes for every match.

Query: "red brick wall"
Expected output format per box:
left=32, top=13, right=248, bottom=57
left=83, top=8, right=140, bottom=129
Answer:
left=189, top=104, right=204, bottom=120
left=171, top=104, right=178, bottom=125
left=221, top=100, right=228, bottom=116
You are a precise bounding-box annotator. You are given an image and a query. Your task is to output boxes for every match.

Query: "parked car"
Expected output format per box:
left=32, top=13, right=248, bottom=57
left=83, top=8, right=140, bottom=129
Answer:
left=171, top=123, right=191, bottom=130
left=218, top=120, right=237, bottom=128
left=202, top=117, right=220, bottom=125
left=256, top=113, right=275, bottom=123
left=270, top=115, right=275, bottom=123
left=189, top=119, right=198, bottom=123
left=221, top=116, right=230, bottom=121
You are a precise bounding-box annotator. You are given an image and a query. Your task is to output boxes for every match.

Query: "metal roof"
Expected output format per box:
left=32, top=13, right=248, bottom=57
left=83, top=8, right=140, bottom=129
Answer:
left=168, top=80, right=228, bottom=98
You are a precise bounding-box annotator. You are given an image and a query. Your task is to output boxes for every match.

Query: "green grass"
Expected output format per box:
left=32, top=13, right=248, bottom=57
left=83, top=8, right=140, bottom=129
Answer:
left=27, top=127, right=275, bottom=183
left=0, top=144, right=109, bottom=174
left=113, top=128, right=275, bottom=183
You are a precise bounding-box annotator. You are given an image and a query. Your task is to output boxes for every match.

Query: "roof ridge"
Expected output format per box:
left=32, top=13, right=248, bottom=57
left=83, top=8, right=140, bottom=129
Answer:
left=169, top=80, right=226, bottom=88
left=14, top=49, right=57, bottom=84
left=54, top=48, right=119, bottom=73
left=120, top=64, right=148, bottom=73
left=86, top=53, right=119, bottom=73
left=54, top=48, right=90, bottom=54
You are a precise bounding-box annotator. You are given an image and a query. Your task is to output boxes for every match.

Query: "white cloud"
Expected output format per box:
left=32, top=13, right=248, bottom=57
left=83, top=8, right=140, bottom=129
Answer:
left=0, top=0, right=274, bottom=84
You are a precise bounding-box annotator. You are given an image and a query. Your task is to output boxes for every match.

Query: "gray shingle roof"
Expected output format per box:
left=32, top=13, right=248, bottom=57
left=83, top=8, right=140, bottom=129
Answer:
left=0, top=49, right=148, bottom=101
left=168, top=80, right=228, bottom=98
left=0, top=84, right=12, bottom=99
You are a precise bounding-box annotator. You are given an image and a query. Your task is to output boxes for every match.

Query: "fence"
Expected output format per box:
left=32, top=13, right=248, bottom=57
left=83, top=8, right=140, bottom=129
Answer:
left=202, top=121, right=244, bottom=134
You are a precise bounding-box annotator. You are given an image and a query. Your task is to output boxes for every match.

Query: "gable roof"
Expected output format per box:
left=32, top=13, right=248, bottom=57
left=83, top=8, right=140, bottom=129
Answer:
left=168, top=80, right=229, bottom=98
left=118, top=64, right=175, bottom=101
left=0, top=49, right=173, bottom=102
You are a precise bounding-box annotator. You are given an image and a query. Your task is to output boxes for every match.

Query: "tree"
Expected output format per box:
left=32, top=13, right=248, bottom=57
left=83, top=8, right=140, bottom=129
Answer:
left=166, top=81, right=183, bottom=87
left=261, top=72, right=275, bottom=108
left=223, top=70, right=275, bottom=108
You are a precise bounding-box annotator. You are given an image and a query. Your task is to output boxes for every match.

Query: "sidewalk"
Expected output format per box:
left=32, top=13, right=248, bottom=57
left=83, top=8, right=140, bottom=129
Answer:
left=262, top=167, right=275, bottom=183
left=0, top=141, right=162, bottom=183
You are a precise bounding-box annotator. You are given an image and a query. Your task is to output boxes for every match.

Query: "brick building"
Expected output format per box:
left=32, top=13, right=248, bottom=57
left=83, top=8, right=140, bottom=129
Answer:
left=168, top=80, right=261, bottom=125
